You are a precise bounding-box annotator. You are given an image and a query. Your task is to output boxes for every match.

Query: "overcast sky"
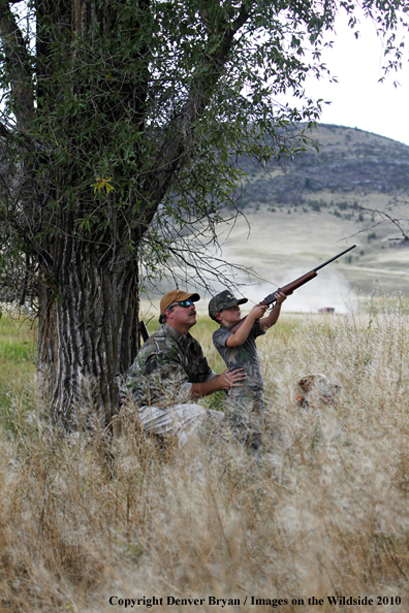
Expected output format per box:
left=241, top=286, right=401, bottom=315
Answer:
left=301, top=11, right=409, bottom=147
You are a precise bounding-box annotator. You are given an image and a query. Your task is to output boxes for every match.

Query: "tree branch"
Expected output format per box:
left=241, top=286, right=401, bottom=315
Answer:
left=0, top=0, right=35, bottom=130
left=0, top=212, right=54, bottom=270
left=138, top=1, right=253, bottom=236
left=0, top=119, right=12, bottom=140
left=359, top=204, right=409, bottom=244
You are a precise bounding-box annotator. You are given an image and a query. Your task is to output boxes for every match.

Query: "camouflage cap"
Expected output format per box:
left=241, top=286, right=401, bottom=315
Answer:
left=208, top=290, right=248, bottom=321
left=160, top=289, right=201, bottom=315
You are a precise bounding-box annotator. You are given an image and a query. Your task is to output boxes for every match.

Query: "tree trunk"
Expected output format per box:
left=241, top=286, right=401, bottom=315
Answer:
left=37, top=243, right=140, bottom=433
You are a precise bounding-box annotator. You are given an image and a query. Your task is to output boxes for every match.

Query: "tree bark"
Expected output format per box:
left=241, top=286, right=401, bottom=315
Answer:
left=0, top=0, right=250, bottom=432
left=37, top=243, right=140, bottom=432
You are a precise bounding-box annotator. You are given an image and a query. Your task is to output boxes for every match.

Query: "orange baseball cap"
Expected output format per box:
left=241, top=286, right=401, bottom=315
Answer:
left=160, top=290, right=201, bottom=315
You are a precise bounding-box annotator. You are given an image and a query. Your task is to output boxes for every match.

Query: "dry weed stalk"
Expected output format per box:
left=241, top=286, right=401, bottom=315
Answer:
left=1, top=297, right=409, bottom=612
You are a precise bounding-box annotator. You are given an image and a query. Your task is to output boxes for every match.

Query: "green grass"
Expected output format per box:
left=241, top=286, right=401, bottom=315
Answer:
left=146, top=313, right=219, bottom=336
left=0, top=313, right=37, bottom=352
left=0, top=314, right=36, bottom=425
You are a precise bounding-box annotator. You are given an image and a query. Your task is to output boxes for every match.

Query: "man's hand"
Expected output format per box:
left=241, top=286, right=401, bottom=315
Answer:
left=216, top=367, right=246, bottom=390
left=189, top=367, right=246, bottom=398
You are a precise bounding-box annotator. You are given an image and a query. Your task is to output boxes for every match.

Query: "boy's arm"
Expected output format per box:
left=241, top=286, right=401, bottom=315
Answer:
left=259, top=291, right=287, bottom=331
left=225, top=304, right=268, bottom=347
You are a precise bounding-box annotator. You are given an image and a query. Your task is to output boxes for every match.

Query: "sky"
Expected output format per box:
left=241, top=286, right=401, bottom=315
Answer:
left=301, top=11, right=409, bottom=147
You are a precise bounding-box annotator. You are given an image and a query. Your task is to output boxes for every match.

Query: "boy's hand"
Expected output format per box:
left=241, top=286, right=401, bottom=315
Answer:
left=275, top=290, right=287, bottom=305
left=249, top=304, right=268, bottom=320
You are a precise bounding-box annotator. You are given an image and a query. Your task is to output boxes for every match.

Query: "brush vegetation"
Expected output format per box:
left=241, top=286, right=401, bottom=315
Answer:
left=1, top=296, right=409, bottom=612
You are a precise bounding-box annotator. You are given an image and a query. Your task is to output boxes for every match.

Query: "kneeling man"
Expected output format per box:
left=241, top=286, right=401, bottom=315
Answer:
left=120, top=290, right=245, bottom=446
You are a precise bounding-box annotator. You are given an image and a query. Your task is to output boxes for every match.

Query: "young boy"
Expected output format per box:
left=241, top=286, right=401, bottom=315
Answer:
left=208, top=289, right=287, bottom=456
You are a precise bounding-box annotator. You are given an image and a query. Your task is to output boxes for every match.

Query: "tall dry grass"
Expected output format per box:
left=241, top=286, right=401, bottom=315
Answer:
left=1, top=296, right=409, bottom=612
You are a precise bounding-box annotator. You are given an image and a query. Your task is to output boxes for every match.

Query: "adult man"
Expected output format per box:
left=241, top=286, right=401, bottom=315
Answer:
left=120, top=290, right=245, bottom=446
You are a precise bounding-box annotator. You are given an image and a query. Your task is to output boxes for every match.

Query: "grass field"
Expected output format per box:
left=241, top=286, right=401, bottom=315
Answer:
left=141, top=199, right=409, bottom=317
left=1, top=297, right=409, bottom=612
left=0, top=313, right=37, bottom=433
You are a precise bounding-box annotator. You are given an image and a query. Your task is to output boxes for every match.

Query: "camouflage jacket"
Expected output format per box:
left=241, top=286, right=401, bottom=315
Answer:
left=122, top=323, right=213, bottom=409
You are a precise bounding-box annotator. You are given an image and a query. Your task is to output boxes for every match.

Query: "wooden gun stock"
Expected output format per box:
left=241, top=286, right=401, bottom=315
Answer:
left=229, top=245, right=356, bottom=333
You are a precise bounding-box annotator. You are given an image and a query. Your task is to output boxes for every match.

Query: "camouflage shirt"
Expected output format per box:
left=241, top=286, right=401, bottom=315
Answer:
left=123, top=323, right=214, bottom=409
left=213, top=320, right=265, bottom=392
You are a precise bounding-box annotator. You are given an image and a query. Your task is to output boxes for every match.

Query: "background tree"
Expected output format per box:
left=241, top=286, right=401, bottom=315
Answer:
left=0, top=0, right=407, bottom=431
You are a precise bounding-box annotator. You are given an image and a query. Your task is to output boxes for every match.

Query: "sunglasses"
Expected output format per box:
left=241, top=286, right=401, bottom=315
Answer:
left=169, top=300, right=194, bottom=308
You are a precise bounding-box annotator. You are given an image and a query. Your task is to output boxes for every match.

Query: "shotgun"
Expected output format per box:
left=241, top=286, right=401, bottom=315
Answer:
left=138, top=321, right=150, bottom=343
left=229, top=244, right=356, bottom=333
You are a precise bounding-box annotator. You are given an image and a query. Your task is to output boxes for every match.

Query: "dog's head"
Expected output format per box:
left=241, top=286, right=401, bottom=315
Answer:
left=297, top=374, right=341, bottom=409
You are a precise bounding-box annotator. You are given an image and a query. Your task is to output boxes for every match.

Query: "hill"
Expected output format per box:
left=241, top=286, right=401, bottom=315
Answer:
left=237, top=124, right=409, bottom=208
left=141, top=125, right=409, bottom=316
left=215, top=124, right=409, bottom=312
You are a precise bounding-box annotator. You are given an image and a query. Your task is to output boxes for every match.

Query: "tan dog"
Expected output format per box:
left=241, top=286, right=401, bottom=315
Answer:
left=297, top=374, right=341, bottom=410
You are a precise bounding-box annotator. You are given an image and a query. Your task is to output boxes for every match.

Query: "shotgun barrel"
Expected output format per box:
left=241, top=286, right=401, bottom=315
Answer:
left=259, top=244, right=356, bottom=306
left=138, top=321, right=150, bottom=343
left=229, top=244, right=356, bottom=332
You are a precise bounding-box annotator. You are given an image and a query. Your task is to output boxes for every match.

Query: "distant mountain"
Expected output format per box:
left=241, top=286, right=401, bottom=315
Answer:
left=217, top=124, right=409, bottom=305
left=236, top=124, right=409, bottom=209
left=141, top=125, right=409, bottom=314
